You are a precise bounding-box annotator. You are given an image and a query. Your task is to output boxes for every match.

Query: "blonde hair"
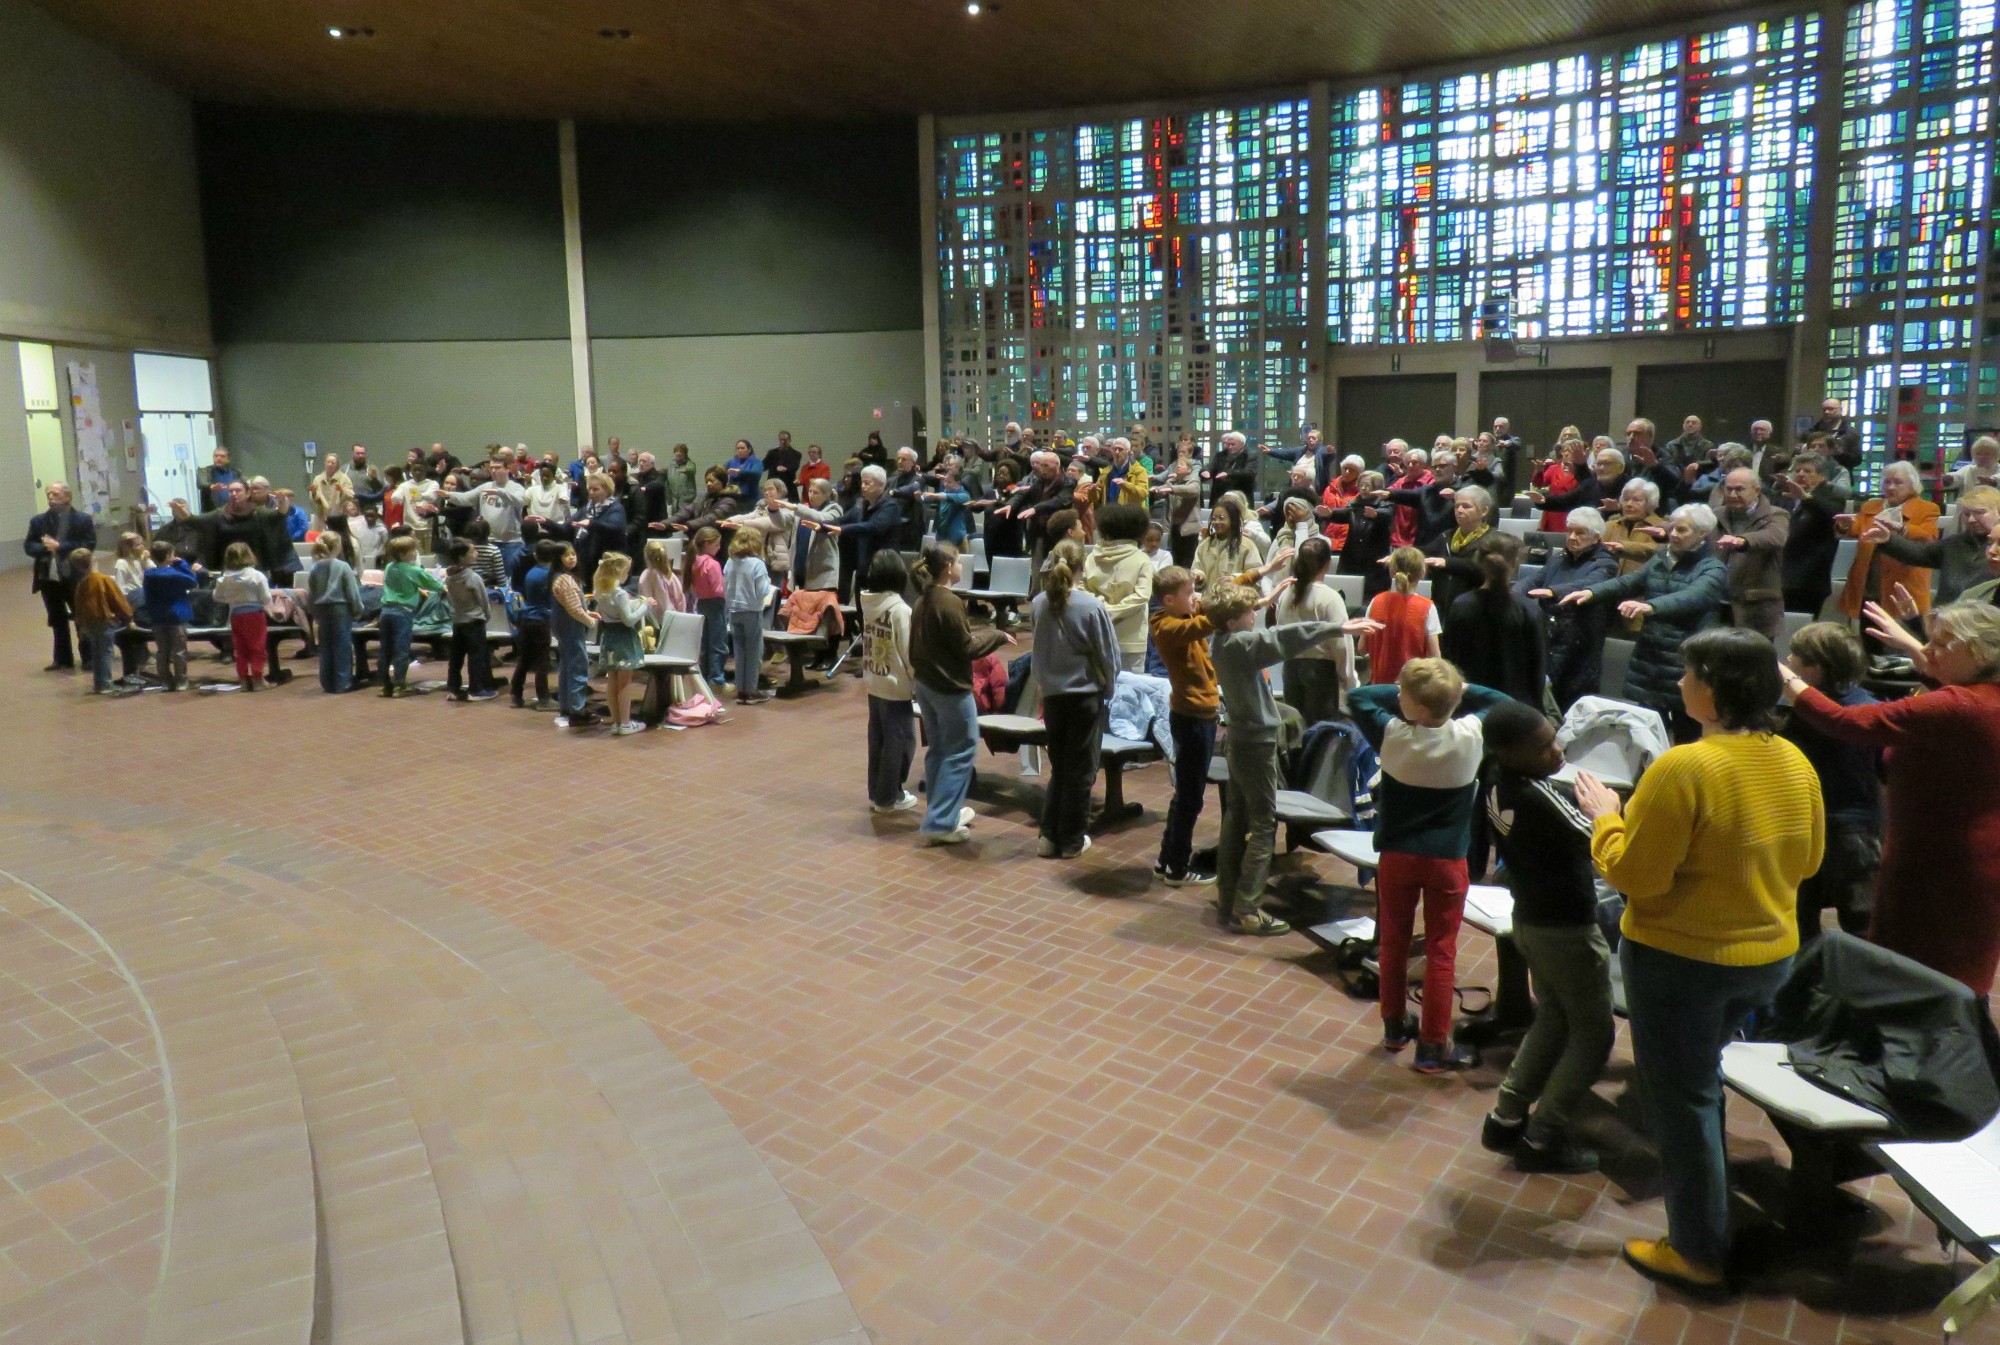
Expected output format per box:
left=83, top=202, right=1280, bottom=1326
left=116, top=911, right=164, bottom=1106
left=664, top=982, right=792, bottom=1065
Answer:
left=386, top=535, right=419, bottom=563
left=116, top=531, right=144, bottom=560
left=1044, top=540, right=1085, bottom=612
left=584, top=471, right=615, bottom=496
left=643, top=538, right=672, bottom=573
left=312, top=533, right=343, bottom=559
left=223, top=541, right=256, bottom=569
left=1960, top=485, right=2000, bottom=513
left=1931, top=601, right=2000, bottom=683
left=1388, top=546, right=1426, bottom=593
left=1203, top=583, right=1261, bottom=627
left=68, top=547, right=95, bottom=572
left=1153, top=565, right=1193, bottom=599
left=593, top=552, right=632, bottom=595
left=728, top=528, right=764, bottom=559
left=1398, top=657, right=1466, bottom=719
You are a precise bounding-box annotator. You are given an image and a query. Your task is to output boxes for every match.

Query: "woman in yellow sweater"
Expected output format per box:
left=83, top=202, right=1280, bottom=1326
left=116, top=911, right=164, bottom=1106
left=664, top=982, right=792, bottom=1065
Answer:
left=1572, top=627, right=1824, bottom=1297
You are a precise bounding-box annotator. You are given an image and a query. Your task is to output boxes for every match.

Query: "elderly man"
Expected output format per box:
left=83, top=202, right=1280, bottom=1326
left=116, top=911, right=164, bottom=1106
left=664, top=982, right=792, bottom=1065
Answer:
left=23, top=482, right=97, bottom=671
left=447, top=458, right=530, bottom=572
left=1490, top=417, right=1525, bottom=495
left=1714, top=467, right=1789, bottom=640
left=196, top=447, right=239, bottom=512
left=888, top=446, right=927, bottom=548
left=1808, top=396, right=1863, bottom=468
left=822, top=464, right=903, bottom=603
left=153, top=498, right=202, bottom=561
left=1776, top=452, right=1852, bottom=616
left=1204, top=431, right=1257, bottom=505
left=996, top=450, right=1075, bottom=581
left=1266, top=426, right=1343, bottom=495
left=1862, top=482, right=2000, bottom=606
left=1103, top=437, right=1150, bottom=507
left=1661, top=415, right=1716, bottom=470
left=1624, top=419, right=1688, bottom=506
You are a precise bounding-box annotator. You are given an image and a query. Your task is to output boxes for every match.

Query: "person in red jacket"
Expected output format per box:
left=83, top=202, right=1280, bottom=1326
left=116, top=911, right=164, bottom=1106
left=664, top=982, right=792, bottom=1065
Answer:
left=1779, top=599, right=2000, bottom=996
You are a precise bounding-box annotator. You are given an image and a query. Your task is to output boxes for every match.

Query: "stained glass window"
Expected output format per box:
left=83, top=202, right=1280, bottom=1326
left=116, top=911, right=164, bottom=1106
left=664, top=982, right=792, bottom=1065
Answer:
left=1327, top=16, right=1821, bottom=343
left=937, top=100, right=1311, bottom=449
left=1827, top=0, right=1998, bottom=491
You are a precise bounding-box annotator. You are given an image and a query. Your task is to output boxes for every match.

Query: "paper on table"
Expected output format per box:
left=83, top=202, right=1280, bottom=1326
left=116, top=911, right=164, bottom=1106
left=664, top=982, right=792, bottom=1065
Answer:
left=1879, top=1135, right=2000, bottom=1239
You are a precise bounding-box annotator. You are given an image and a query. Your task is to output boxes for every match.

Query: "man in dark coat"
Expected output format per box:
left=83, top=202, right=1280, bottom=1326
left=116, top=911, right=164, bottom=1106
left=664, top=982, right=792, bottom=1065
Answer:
left=22, top=482, right=97, bottom=670
left=189, top=481, right=295, bottom=581
left=1776, top=452, right=1852, bottom=616
left=764, top=431, right=803, bottom=501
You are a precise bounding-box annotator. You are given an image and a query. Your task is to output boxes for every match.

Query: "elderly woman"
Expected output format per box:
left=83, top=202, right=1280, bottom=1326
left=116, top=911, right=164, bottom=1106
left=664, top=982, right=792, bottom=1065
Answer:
left=1563, top=503, right=1728, bottom=740
left=1153, top=438, right=1203, bottom=571
left=1839, top=460, right=1939, bottom=621
left=1576, top=627, right=1824, bottom=1295
left=1521, top=507, right=1620, bottom=711
left=1421, top=483, right=1494, bottom=622
left=1780, top=600, right=2000, bottom=996
left=1536, top=446, right=1631, bottom=520
left=1602, top=478, right=1668, bottom=577
left=1318, top=454, right=1367, bottom=551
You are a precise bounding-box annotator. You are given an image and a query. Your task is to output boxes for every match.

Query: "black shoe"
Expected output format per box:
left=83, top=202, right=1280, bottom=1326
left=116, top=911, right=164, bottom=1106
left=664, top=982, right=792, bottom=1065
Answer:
left=1382, top=1014, right=1419, bottom=1053
left=1154, top=864, right=1215, bottom=888
left=1480, top=1111, right=1526, bottom=1153
left=1513, top=1136, right=1600, bottom=1175
left=1413, top=1039, right=1477, bottom=1074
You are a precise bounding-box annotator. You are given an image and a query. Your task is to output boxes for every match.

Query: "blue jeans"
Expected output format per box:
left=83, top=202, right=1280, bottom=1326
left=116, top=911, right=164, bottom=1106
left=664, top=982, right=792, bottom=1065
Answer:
left=80, top=622, right=115, bottom=691
left=914, top=683, right=979, bottom=836
left=553, top=607, right=590, bottom=715
left=315, top=605, right=354, bottom=692
left=1621, top=938, right=1793, bottom=1268
left=696, top=596, right=728, bottom=685
left=497, top=540, right=527, bottom=578
left=1158, top=712, right=1216, bottom=874
left=379, top=606, right=414, bottom=686
left=729, top=609, right=765, bottom=697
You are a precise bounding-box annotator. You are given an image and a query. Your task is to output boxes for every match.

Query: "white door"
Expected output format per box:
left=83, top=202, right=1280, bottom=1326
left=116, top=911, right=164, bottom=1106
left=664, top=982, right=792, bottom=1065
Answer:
left=139, top=412, right=214, bottom=518
left=26, top=413, right=67, bottom=510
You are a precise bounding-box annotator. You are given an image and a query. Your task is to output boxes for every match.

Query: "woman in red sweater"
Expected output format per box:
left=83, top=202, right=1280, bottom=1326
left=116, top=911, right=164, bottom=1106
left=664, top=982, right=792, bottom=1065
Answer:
left=1779, top=599, right=2000, bottom=996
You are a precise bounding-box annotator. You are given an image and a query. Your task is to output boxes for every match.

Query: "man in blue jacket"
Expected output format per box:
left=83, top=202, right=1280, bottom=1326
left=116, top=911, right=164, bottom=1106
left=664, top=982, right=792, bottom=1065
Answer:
left=23, top=482, right=97, bottom=671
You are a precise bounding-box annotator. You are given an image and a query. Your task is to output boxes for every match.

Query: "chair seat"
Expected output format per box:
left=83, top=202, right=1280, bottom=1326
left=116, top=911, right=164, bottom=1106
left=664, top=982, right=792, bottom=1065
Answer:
left=641, top=654, right=696, bottom=669
left=1461, top=885, right=1515, bottom=938
left=1274, top=790, right=1350, bottom=826
left=763, top=629, right=821, bottom=645
left=1310, top=828, right=1379, bottom=872
left=978, top=713, right=1048, bottom=746
left=1721, top=1042, right=1892, bottom=1133
left=1207, top=758, right=1229, bottom=784
left=1101, top=735, right=1161, bottom=762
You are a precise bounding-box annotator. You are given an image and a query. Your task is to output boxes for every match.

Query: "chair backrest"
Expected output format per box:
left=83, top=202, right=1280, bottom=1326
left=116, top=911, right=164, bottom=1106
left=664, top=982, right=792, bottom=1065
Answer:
left=1831, top=537, right=1860, bottom=584
left=1535, top=531, right=1568, bottom=554
left=659, top=609, right=704, bottom=664
left=990, top=555, right=1033, bottom=596
left=1299, top=729, right=1357, bottom=813
left=1415, top=579, right=1432, bottom=600
left=1509, top=494, right=1534, bottom=519
left=1776, top=609, right=1814, bottom=659
left=488, top=591, right=512, bottom=634
left=1327, top=573, right=1365, bottom=614
left=1600, top=636, right=1636, bottom=698
left=1497, top=517, right=1537, bottom=538
left=950, top=565, right=974, bottom=592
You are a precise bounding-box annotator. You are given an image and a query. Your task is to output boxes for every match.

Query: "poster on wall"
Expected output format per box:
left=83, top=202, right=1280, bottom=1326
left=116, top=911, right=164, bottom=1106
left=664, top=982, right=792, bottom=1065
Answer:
left=66, top=361, right=120, bottom=517
left=122, top=419, right=138, bottom=471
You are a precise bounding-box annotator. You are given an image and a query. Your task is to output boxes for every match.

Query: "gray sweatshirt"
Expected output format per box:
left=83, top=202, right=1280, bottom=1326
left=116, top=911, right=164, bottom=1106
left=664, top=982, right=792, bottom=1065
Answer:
left=1212, top=620, right=1348, bottom=744
left=1029, top=589, right=1120, bottom=699
left=444, top=565, right=491, bottom=624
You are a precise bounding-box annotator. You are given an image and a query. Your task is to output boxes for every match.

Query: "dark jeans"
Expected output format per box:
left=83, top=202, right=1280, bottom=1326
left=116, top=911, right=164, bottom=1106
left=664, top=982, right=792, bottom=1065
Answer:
left=866, top=695, right=916, bottom=806
left=1170, top=531, right=1197, bottom=571
left=40, top=583, right=75, bottom=667
left=1158, top=712, right=1216, bottom=874
left=696, top=596, right=728, bottom=685
left=448, top=620, right=493, bottom=694
left=1039, top=692, right=1103, bottom=853
left=314, top=606, right=353, bottom=692
left=1797, top=824, right=1880, bottom=942
left=153, top=623, right=189, bottom=687
left=510, top=620, right=551, bottom=703
left=379, top=607, right=414, bottom=686
left=79, top=621, right=115, bottom=691
left=1621, top=938, right=1793, bottom=1268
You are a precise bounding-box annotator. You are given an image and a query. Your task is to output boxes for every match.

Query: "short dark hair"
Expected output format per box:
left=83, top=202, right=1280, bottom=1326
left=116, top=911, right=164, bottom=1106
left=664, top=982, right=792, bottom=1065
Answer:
left=148, top=539, right=175, bottom=565
left=534, top=539, right=561, bottom=564
left=1095, top=502, right=1149, bottom=543
left=1046, top=508, right=1079, bottom=541
left=464, top=518, right=491, bottom=542
left=1682, top=626, right=1783, bottom=733
left=1480, top=699, right=1551, bottom=758
left=1787, top=622, right=1865, bottom=692
left=448, top=539, right=474, bottom=563
left=864, top=548, right=909, bottom=597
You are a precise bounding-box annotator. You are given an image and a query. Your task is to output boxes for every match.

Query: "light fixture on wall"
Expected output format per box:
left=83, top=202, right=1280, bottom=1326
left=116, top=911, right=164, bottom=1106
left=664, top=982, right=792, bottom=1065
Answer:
left=327, top=26, right=375, bottom=38
left=967, top=2, right=1001, bottom=13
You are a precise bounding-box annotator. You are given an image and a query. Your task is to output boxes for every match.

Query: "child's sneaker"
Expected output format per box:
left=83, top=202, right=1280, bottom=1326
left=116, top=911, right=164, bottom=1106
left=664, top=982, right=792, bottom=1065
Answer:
left=1513, top=1135, right=1599, bottom=1175
left=1382, top=1014, right=1420, bottom=1053
left=470, top=690, right=500, bottom=702
left=529, top=698, right=560, bottom=712
left=1413, top=1040, right=1477, bottom=1075
left=1228, top=910, right=1290, bottom=937
left=870, top=792, right=920, bottom=814
left=1155, top=865, right=1215, bottom=887
left=1058, top=836, right=1092, bottom=860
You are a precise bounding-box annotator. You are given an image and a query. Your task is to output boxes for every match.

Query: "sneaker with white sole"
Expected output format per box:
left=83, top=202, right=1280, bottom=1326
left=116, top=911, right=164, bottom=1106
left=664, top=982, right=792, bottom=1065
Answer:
left=1155, top=865, right=1216, bottom=887
left=922, top=827, right=971, bottom=846
left=957, top=806, right=975, bottom=830
left=1036, top=837, right=1058, bottom=857
left=870, top=791, right=920, bottom=814
left=1058, top=836, right=1092, bottom=859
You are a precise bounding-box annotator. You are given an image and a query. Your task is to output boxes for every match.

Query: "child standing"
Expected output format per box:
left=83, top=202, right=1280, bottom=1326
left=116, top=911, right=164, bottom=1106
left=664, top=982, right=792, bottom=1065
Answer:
left=1477, top=700, right=1615, bottom=1173
left=591, top=553, right=649, bottom=734
left=377, top=534, right=443, bottom=697
left=349, top=502, right=388, bottom=571
left=140, top=539, right=198, bottom=691
left=70, top=550, right=133, bottom=695
left=1365, top=546, right=1440, bottom=686
left=1149, top=567, right=1220, bottom=886
left=688, top=526, right=728, bottom=688
left=862, top=550, right=919, bottom=813
left=510, top=539, right=558, bottom=710
left=443, top=539, right=499, bottom=702
left=1031, top=541, right=1121, bottom=859
left=1346, top=660, right=1507, bottom=1073
left=1210, top=582, right=1355, bottom=935
left=306, top=532, right=363, bottom=693
left=463, top=518, right=508, bottom=589
left=638, top=539, right=685, bottom=617
left=214, top=542, right=273, bottom=691
left=549, top=543, right=599, bottom=728
left=908, top=542, right=1012, bottom=845
left=1782, top=623, right=1882, bottom=942
left=723, top=529, right=774, bottom=705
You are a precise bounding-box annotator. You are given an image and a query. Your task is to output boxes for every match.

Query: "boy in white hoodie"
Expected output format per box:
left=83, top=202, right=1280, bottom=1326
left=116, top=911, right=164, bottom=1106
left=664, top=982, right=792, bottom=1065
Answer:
left=1081, top=502, right=1156, bottom=671
left=861, top=549, right=919, bottom=813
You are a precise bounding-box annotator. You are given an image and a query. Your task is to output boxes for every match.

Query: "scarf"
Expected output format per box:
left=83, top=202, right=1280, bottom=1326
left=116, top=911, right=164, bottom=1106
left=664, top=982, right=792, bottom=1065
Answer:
left=1449, top=523, right=1491, bottom=552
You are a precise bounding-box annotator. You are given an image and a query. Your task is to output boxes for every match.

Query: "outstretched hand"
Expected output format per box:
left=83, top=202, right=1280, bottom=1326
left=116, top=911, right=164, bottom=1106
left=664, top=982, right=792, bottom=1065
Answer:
left=1572, top=771, right=1621, bottom=820
left=1861, top=599, right=1924, bottom=659
left=1558, top=589, right=1592, bottom=606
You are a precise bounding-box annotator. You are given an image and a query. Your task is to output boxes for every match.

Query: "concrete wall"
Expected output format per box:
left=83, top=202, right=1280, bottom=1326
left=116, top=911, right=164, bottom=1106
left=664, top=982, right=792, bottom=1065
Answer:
left=0, top=0, right=209, bottom=352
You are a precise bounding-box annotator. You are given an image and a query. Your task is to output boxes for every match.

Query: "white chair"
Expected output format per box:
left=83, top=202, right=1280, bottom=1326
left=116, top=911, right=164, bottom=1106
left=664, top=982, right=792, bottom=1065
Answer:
left=1309, top=828, right=1380, bottom=881
left=1415, top=580, right=1432, bottom=601
left=1497, top=517, right=1537, bottom=539
left=1327, top=573, right=1366, bottom=614
left=656, top=609, right=714, bottom=699
left=1776, top=609, right=1815, bottom=659
left=1831, top=537, right=1861, bottom=587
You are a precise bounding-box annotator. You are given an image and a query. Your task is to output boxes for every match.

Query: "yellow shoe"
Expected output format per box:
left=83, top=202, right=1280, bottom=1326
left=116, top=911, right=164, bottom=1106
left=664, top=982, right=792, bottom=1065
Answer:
left=1621, top=1238, right=1729, bottom=1298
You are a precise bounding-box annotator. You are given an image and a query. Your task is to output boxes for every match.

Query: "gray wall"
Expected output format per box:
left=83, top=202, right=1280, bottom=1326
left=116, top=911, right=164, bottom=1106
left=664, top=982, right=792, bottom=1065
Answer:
left=0, top=345, right=35, bottom=570
left=0, top=0, right=209, bottom=351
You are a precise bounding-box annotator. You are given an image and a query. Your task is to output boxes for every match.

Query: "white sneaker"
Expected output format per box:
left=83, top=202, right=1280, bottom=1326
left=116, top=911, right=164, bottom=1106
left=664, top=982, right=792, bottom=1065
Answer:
left=1061, top=836, right=1093, bottom=859
left=922, top=827, right=971, bottom=846
left=870, top=791, right=920, bottom=814
left=612, top=722, right=647, bottom=736
left=1036, top=837, right=1058, bottom=858
left=957, top=806, right=975, bottom=830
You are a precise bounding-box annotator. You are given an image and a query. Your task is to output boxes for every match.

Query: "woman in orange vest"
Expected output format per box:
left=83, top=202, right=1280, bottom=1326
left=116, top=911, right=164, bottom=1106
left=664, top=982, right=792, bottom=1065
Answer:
left=1838, top=460, right=1939, bottom=621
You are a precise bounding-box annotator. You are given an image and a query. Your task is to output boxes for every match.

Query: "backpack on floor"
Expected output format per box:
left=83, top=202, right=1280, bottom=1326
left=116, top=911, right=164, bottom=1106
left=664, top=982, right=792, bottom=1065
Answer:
left=667, top=691, right=723, bottom=728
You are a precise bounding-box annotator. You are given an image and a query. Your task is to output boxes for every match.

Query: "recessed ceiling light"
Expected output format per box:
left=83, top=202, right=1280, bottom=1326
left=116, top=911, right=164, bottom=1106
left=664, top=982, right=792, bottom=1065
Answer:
left=327, top=26, right=343, bottom=37
left=598, top=27, right=632, bottom=39
left=966, top=2, right=980, bottom=12
left=327, top=25, right=375, bottom=38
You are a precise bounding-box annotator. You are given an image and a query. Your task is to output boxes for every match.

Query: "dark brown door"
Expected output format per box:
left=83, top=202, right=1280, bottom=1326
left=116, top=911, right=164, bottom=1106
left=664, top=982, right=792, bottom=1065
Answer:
left=1477, top=368, right=1614, bottom=459
left=1636, top=360, right=1788, bottom=447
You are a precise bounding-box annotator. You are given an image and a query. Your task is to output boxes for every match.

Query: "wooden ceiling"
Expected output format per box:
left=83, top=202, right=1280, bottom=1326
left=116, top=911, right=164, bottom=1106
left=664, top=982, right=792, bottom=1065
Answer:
left=32, top=0, right=1767, bottom=122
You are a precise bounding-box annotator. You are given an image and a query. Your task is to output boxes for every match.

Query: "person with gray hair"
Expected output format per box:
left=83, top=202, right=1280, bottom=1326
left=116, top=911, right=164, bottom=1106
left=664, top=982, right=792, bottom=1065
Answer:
left=1419, top=483, right=1495, bottom=622
left=1714, top=466, right=1790, bottom=641
left=1519, top=506, right=1620, bottom=711
left=1775, top=450, right=1853, bottom=615
left=825, top=463, right=904, bottom=603
left=1838, top=458, right=1942, bottom=623
left=1565, top=502, right=1728, bottom=739
left=1205, top=431, right=1257, bottom=505
left=23, top=482, right=97, bottom=671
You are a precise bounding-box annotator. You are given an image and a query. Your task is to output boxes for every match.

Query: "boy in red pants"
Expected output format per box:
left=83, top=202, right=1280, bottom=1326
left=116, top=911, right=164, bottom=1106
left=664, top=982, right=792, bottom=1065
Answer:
left=1347, top=660, right=1506, bottom=1073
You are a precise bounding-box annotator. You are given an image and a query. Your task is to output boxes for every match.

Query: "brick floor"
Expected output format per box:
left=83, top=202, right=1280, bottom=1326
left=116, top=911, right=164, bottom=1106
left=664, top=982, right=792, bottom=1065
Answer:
left=0, top=587, right=1968, bottom=1344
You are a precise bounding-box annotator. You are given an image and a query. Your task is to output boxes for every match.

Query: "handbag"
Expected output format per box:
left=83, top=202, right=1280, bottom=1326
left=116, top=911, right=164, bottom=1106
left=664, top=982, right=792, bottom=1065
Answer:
left=667, top=691, right=723, bottom=727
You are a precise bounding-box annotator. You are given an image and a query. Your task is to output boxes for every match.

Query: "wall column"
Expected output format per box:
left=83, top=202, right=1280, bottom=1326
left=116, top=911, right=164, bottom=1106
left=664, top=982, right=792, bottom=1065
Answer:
left=1789, top=1, right=1847, bottom=430
left=1304, top=82, right=1331, bottom=438
left=557, top=119, right=596, bottom=453
left=917, top=114, right=943, bottom=446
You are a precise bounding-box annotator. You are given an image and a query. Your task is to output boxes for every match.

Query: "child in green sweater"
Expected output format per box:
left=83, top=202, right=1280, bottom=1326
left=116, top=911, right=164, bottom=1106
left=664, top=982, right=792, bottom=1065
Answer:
left=379, top=534, right=444, bottom=697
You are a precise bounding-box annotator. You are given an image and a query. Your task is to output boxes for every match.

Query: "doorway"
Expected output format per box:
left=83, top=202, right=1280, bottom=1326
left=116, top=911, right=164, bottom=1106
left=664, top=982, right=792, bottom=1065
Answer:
left=133, top=353, right=216, bottom=520
left=1478, top=368, right=1614, bottom=458
left=1636, top=360, right=1787, bottom=447
left=1335, top=374, right=1455, bottom=468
